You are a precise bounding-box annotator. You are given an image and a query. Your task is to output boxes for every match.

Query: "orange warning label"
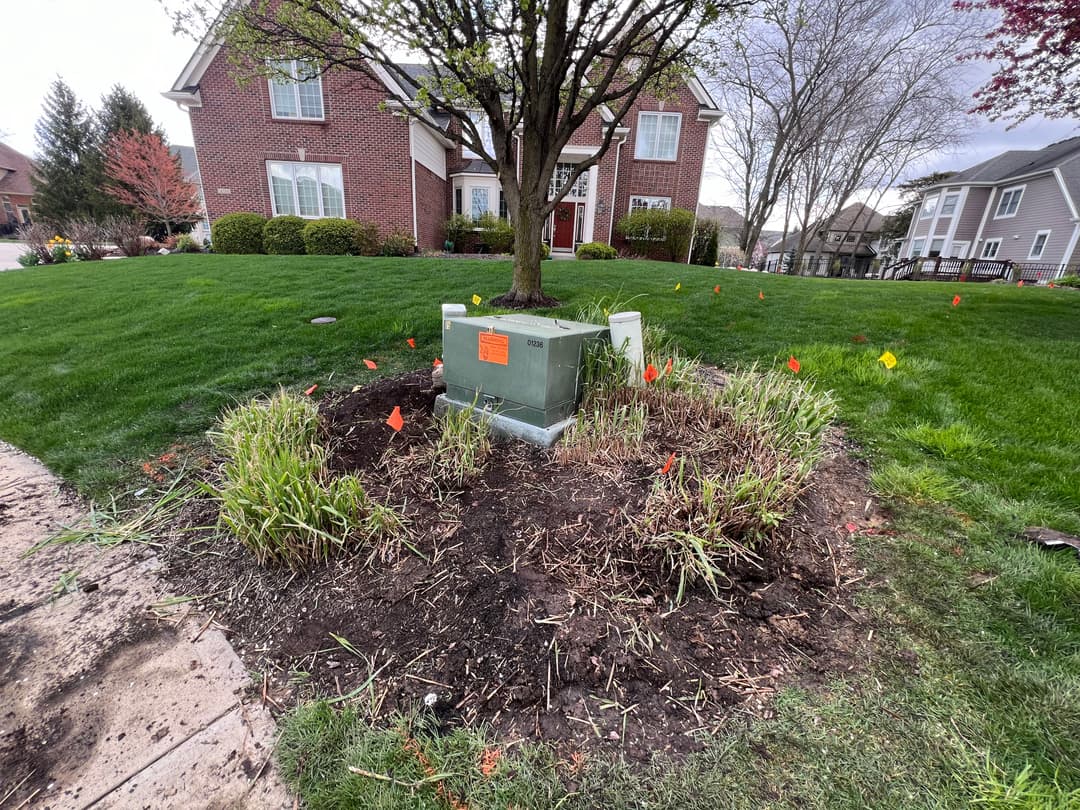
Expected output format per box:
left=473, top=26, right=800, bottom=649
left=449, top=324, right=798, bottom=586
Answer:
left=478, top=332, right=509, bottom=365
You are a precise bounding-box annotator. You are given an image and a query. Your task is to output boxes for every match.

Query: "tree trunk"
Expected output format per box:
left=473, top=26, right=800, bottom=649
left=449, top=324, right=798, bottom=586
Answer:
left=491, top=131, right=559, bottom=309
left=492, top=200, right=557, bottom=307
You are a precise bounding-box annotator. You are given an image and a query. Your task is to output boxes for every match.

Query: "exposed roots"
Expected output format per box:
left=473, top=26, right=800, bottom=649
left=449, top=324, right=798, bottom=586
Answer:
left=489, top=289, right=561, bottom=309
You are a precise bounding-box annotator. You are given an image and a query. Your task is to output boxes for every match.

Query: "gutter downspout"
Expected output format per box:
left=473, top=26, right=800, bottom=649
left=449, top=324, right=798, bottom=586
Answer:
left=607, top=128, right=630, bottom=244
left=408, top=121, right=419, bottom=246
left=689, top=118, right=719, bottom=265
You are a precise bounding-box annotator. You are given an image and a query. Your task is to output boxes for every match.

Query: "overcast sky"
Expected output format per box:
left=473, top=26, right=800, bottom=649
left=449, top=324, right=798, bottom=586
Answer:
left=4, top=0, right=1078, bottom=223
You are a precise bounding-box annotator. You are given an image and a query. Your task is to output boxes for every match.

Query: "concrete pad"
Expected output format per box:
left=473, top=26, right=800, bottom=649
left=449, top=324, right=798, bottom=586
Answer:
left=435, top=393, right=575, bottom=447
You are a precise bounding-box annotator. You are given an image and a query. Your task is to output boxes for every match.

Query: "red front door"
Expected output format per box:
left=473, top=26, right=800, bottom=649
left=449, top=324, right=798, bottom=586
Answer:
left=552, top=202, right=576, bottom=250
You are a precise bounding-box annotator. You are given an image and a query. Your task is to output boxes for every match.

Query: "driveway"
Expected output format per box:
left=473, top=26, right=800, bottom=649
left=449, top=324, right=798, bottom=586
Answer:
left=0, top=241, right=26, bottom=270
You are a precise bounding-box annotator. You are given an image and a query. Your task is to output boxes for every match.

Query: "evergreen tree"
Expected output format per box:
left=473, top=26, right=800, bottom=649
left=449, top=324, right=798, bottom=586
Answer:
left=32, top=78, right=100, bottom=224
left=97, top=85, right=161, bottom=140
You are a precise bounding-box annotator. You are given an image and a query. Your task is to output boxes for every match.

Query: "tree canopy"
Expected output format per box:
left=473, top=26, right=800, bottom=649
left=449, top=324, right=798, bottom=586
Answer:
left=957, top=0, right=1080, bottom=121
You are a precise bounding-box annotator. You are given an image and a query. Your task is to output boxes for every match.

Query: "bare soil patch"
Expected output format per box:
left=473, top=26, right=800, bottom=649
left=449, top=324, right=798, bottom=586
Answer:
left=161, top=369, right=882, bottom=760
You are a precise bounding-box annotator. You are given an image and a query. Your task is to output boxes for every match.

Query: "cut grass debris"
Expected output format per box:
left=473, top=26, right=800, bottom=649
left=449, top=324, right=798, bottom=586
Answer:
left=25, top=472, right=194, bottom=556
left=208, top=389, right=403, bottom=568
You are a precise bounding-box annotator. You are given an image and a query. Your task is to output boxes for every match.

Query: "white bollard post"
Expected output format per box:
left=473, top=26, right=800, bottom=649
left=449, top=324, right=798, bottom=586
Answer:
left=442, top=303, right=467, bottom=321
left=608, top=311, right=644, bottom=386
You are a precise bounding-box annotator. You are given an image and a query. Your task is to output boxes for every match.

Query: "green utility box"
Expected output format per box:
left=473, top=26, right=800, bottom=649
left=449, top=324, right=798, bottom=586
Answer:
left=441, top=314, right=609, bottom=428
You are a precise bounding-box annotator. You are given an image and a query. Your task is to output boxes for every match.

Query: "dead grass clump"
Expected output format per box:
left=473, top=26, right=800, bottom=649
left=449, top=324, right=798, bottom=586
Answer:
left=557, top=343, right=837, bottom=599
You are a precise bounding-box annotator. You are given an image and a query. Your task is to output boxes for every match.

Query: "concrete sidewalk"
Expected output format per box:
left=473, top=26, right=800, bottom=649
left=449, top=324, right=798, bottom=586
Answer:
left=0, top=442, right=292, bottom=809
left=0, top=241, right=27, bottom=270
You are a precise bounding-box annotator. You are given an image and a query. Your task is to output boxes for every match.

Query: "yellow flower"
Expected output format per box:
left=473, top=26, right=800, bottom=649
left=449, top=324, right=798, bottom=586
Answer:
left=53, top=235, right=61, bottom=241
left=65, top=251, right=72, bottom=257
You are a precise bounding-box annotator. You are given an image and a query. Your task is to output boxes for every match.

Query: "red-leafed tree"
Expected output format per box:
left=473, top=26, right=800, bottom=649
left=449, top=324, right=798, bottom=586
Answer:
left=957, top=1, right=1080, bottom=121
left=102, top=130, right=202, bottom=236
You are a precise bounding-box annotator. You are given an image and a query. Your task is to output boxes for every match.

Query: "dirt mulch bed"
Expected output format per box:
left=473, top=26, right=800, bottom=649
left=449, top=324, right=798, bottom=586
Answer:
left=161, top=369, right=882, bottom=760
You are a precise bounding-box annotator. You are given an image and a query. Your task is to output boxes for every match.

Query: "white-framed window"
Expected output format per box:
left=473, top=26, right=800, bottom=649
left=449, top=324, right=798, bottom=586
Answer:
left=470, top=187, right=490, bottom=220
left=629, top=195, right=671, bottom=213
left=940, top=193, right=959, bottom=217
left=981, top=238, right=1002, bottom=259
left=911, top=238, right=925, bottom=257
left=461, top=111, right=494, bottom=159
left=268, top=60, right=324, bottom=120
left=267, top=161, right=344, bottom=218
left=635, top=112, right=681, bottom=161
left=994, top=186, right=1024, bottom=218
left=928, top=238, right=944, bottom=257
left=452, top=176, right=500, bottom=221
left=920, top=195, right=938, bottom=220
left=548, top=162, right=589, bottom=199
left=1028, top=229, right=1051, bottom=260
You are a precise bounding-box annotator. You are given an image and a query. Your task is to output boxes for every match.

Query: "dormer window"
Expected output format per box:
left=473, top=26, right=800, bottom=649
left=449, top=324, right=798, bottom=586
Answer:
left=461, top=111, right=494, bottom=159
left=268, top=60, right=324, bottom=120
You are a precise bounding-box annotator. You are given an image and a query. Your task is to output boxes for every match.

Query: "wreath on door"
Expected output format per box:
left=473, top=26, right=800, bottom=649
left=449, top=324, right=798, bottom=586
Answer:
left=556, top=206, right=572, bottom=222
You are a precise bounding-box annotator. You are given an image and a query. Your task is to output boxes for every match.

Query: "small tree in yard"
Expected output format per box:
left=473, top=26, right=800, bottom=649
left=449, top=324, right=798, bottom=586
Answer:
left=102, top=130, right=202, bottom=237
left=173, top=0, right=735, bottom=306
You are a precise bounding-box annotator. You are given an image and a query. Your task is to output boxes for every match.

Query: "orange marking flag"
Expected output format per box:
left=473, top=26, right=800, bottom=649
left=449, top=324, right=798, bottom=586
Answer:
left=407, top=337, right=416, bottom=349
left=363, top=358, right=378, bottom=370
left=659, top=452, right=676, bottom=475
left=1017, top=280, right=1024, bottom=287
left=787, top=356, right=800, bottom=374
left=758, top=290, right=764, bottom=300
left=952, top=295, right=961, bottom=307
left=664, top=357, right=673, bottom=375
left=714, top=284, right=721, bottom=294
left=433, top=357, right=443, bottom=367
left=643, top=363, right=659, bottom=383
left=845, top=522, right=858, bottom=534
left=304, top=384, right=318, bottom=396
left=386, top=406, right=404, bottom=432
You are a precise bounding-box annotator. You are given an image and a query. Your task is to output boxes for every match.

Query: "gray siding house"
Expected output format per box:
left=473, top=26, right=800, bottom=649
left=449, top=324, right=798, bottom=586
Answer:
left=900, top=138, right=1080, bottom=278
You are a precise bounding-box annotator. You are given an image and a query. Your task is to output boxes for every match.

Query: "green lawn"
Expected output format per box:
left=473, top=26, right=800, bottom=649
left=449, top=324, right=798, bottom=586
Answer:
left=1, top=255, right=1078, bottom=807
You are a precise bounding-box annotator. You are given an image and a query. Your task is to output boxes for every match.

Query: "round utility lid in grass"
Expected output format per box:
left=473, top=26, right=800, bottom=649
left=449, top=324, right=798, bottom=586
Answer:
left=310, top=317, right=337, bottom=324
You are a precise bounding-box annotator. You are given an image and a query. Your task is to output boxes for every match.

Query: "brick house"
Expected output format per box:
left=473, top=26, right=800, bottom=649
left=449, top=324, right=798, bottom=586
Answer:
left=164, top=37, right=721, bottom=255
left=0, top=143, right=35, bottom=236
